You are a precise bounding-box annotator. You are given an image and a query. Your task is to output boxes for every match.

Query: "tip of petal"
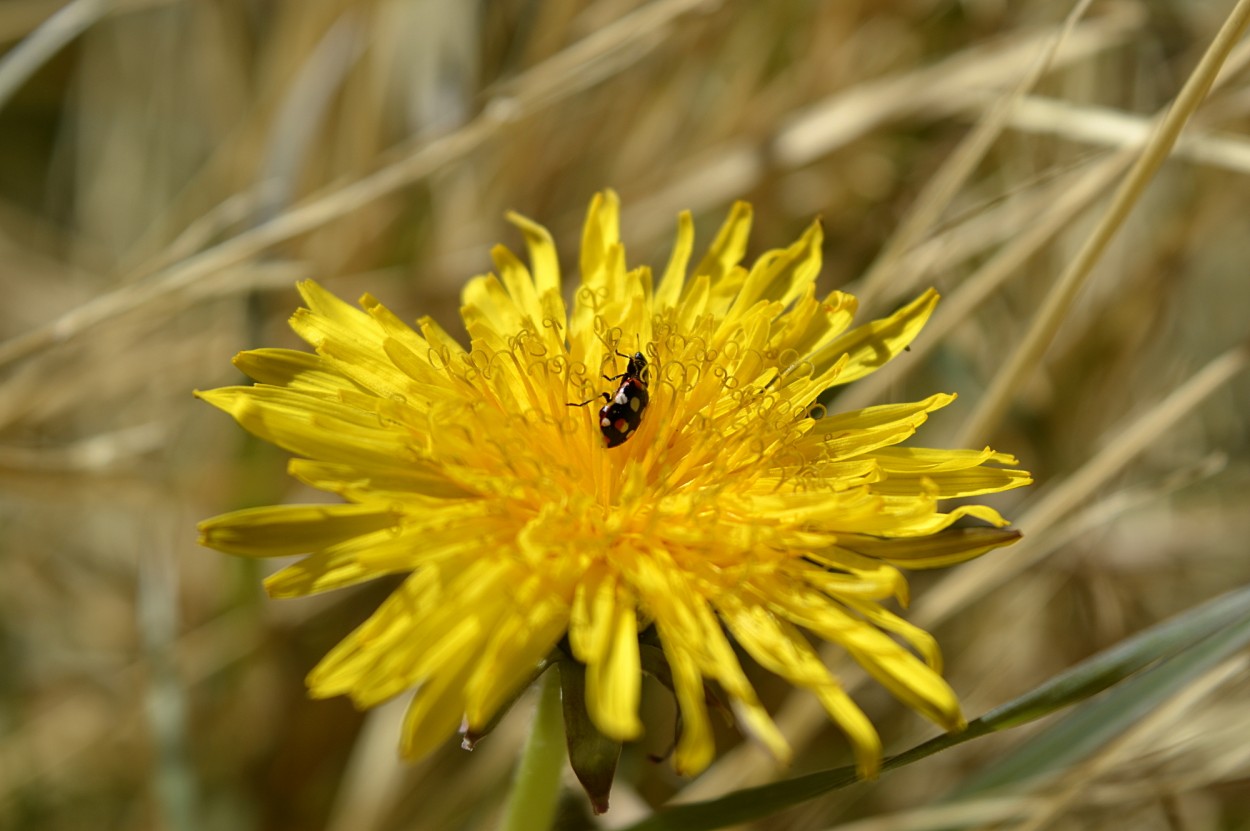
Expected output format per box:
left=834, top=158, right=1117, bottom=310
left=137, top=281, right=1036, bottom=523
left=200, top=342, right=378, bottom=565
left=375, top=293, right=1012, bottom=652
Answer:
left=855, top=747, right=882, bottom=781
left=803, top=216, right=824, bottom=244
left=193, top=386, right=237, bottom=413
left=595, top=713, right=644, bottom=743
left=730, top=700, right=792, bottom=767
left=295, top=278, right=324, bottom=301
left=673, top=741, right=716, bottom=778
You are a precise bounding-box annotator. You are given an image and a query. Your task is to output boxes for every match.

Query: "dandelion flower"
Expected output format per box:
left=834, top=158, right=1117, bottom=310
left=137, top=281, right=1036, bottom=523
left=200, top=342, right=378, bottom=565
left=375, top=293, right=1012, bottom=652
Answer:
left=198, top=191, right=1030, bottom=783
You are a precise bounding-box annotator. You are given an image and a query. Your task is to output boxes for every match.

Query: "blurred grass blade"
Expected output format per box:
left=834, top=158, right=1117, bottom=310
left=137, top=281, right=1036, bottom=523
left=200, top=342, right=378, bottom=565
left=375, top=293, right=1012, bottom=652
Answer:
left=957, top=0, right=1250, bottom=445
left=950, top=594, right=1250, bottom=797
left=0, top=0, right=106, bottom=111
left=621, top=586, right=1250, bottom=831
left=970, top=584, right=1250, bottom=732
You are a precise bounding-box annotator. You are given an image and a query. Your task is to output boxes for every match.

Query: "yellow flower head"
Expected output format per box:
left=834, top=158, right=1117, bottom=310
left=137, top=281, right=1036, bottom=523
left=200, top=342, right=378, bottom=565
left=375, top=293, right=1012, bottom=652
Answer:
left=198, top=191, right=1030, bottom=778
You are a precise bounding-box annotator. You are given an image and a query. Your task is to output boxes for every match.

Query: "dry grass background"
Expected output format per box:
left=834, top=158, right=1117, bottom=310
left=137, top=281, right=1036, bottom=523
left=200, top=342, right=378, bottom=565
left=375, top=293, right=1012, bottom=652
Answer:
left=1, top=1, right=1249, bottom=829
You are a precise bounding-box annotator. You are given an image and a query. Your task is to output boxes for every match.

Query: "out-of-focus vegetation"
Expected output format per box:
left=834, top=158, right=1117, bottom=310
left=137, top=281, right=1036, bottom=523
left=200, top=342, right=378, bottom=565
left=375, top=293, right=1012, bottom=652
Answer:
left=1, top=1, right=1248, bottom=829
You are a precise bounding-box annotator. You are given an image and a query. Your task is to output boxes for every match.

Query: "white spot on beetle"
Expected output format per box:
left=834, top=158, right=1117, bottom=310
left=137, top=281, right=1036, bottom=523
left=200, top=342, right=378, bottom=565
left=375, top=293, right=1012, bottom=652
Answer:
left=629, top=396, right=641, bottom=412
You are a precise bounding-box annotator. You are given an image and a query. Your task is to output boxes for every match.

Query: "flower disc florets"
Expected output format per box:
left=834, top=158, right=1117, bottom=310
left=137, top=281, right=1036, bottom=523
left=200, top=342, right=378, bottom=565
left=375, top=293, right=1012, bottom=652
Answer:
left=198, top=191, right=1030, bottom=778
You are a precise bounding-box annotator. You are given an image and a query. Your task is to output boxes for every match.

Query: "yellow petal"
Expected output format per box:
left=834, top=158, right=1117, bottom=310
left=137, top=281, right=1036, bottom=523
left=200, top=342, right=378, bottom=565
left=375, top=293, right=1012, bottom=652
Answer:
left=286, top=458, right=469, bottom=500
left=666, top=641, right=716, bottom=776
left=870, top=445, right=1021, bottom=471
left=718, top=593, right=881, bottom=777
left=580, top=189, right=622, bottom=288
left=654, top=210, right=694, bottom=309
left=464, top=590, right=567, bottom=728
left=462, top=272, right=525, bottom=342
left=841, top=597, right=943, bottom=671
left=232, top=348, right=362, bottom=395
left=399, top=655, right=477, bottom=760
left=776, top=586, right=964, bottom=731
left=814, top=288, right=939, bottom=383
left=306, top=570, right=438, bottom=697
left=869, top=467, right=1033, bottom=499
left=195, top=386, right=417, bottom=467
left=296, top=279, right=376, bottom=331
left=569, top=563, right=612, bottom=663
left=491, top=244, right=544, bottom=325
left=794, top=559, right=908, bottom=604
left=724, top=219, right=822, bottom=323
left=685, top=593, right=791, bottom=765
left=585, top=589, right=643, bottom=741
left=838, top=527, right=1022, bottom=570
left=693, top=200, right=752, bottom=300
left=506, top=209, right=562, bottom=297
left=198, top=503, right=398, bottom=557
left=800, top=393, right=955, bottom=460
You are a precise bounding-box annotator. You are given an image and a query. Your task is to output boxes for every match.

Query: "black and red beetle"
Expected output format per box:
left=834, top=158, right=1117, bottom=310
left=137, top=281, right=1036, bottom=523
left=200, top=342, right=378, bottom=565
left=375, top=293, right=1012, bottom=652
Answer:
left=569, top=351, right=650, bottom=448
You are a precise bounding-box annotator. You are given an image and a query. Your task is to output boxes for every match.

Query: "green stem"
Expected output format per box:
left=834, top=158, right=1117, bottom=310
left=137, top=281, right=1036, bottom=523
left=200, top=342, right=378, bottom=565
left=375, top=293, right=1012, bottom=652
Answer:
left=500, top=669, right=565, bottom=831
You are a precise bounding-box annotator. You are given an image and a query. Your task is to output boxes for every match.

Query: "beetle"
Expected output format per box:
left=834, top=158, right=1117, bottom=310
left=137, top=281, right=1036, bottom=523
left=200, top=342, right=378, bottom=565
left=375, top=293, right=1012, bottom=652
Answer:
left=568, top=351, right=650, bottom=448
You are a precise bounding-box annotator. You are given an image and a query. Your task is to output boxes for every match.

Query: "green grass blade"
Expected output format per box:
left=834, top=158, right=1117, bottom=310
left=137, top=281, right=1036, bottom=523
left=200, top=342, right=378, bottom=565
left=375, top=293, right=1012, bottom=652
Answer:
left=972, top=584, right=1250, bottom=733
left=620, top=585, right=1250, bottom=831
left=950, top=598, right=1250, bottom=797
